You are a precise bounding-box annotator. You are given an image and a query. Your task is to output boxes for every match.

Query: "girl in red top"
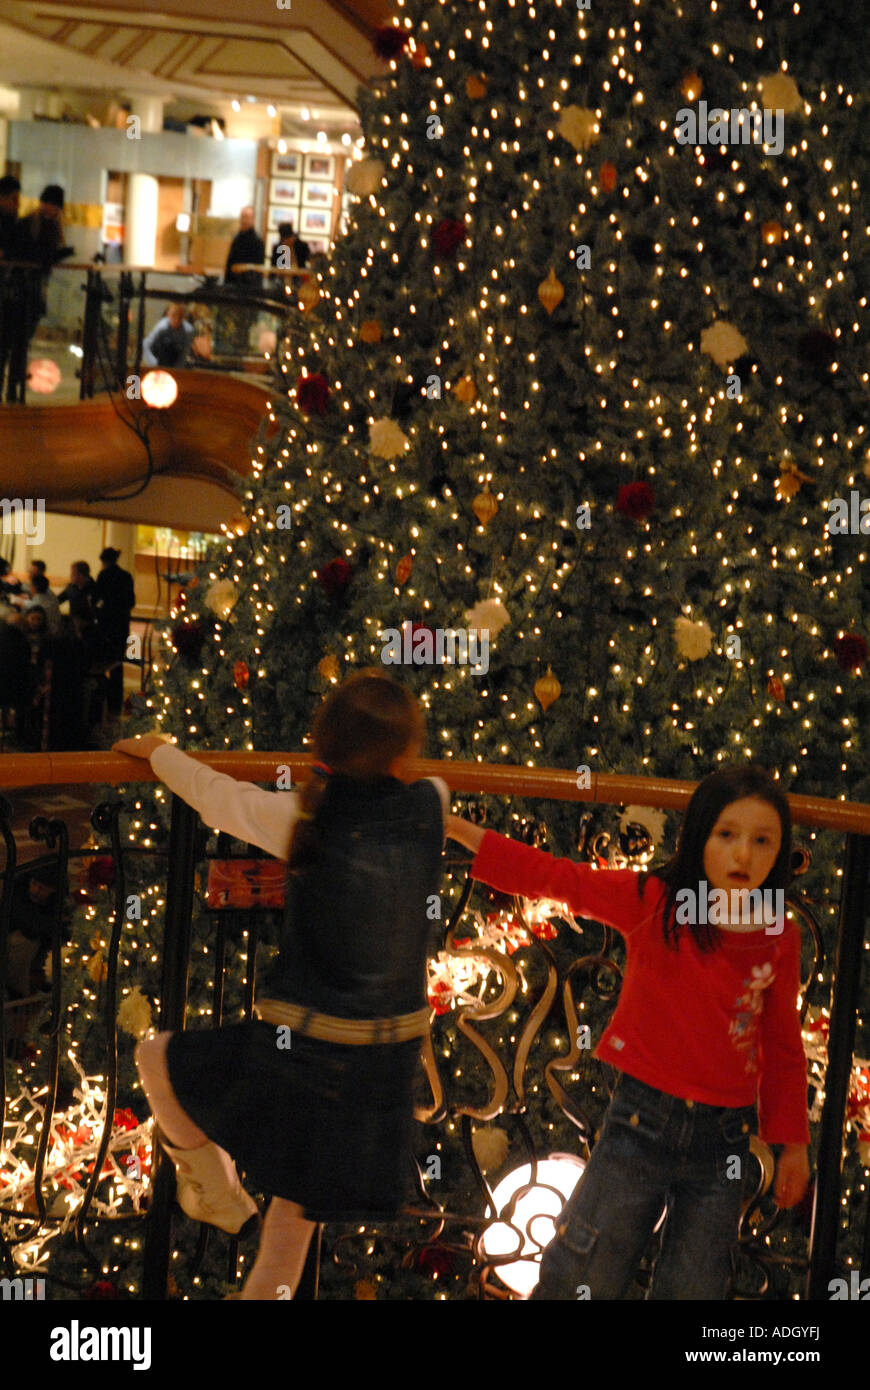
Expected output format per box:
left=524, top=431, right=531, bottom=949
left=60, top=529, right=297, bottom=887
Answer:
left=447, top=764, right=810, bottom=1300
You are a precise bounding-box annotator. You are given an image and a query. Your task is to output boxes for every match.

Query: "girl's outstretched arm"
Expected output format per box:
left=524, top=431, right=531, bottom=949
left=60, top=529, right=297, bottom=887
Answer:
left=445, top=817, right=646, bottom=935
left=112, top=736, right=299, bottom=861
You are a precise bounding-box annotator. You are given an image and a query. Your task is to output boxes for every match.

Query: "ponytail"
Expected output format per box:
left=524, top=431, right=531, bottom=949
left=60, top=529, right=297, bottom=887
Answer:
left=284, top=667, right=424, bottom=874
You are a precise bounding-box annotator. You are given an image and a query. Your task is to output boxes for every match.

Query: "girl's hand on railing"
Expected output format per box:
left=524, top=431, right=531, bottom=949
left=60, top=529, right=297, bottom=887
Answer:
left=773, top=1143, right=810, bottom=1208
left=445, top=814, right=486, bottom=854
left=112, top=735, right=173, bottom=759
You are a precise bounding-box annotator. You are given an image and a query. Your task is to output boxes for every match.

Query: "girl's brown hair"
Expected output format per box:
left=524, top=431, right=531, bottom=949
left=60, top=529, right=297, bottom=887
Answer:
left=286, top=669, right=425, bottom=874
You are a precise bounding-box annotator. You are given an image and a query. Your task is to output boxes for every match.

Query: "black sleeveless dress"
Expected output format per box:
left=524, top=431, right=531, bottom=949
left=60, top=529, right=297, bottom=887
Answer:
left=166, top=775, right=443, bottom=1221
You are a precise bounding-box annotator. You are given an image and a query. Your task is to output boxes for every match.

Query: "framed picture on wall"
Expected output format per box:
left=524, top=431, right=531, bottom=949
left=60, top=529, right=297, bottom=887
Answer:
left=301, top=182, right=334, bottom=209
left=272, top=151, right=302, bottom=177
left=268, top=204, right=301, bottom=230
left=300, top=208, right=331, bottom=235
left=304, top=153, right=335, bottom=181
left=270, top=179, right=301, bottom=206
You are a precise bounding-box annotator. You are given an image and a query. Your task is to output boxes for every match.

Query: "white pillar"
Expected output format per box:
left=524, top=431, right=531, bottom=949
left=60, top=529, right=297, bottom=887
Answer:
left=129, top=95, right=164, bottom=134
left=124, top=173, right=159, bottom=267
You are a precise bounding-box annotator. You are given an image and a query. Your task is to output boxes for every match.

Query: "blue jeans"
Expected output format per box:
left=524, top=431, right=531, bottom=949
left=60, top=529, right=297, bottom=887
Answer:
left=530, top=1073, right=756, bottom=1300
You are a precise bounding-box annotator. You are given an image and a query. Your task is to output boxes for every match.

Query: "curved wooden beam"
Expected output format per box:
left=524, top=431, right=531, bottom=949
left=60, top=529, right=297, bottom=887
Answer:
left=0, top=371, right=275, bottom=504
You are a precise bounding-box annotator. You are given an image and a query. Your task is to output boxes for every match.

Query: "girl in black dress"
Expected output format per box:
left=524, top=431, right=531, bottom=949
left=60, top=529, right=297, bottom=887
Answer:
left=116, top=672, right=447, bottom=1299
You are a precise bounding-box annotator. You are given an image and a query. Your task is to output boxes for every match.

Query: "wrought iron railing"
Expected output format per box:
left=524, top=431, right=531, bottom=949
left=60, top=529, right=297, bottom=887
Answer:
left=1, top=752, right=868, bottom=1300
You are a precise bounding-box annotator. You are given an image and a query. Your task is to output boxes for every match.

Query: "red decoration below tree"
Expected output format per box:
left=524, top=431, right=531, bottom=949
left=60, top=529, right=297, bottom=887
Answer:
left=832, top=634, right=868, bottom=672
left=616, top=481, right=655, bottom=521
left=432, top=219, right=466, bottom=260
left=296, top=372, right=330, bottom=416
left=599, top=161, right=618, bottom=193
left=373, top=25, right=411, bottom=60
left=318, top=558, right=353, bottom=598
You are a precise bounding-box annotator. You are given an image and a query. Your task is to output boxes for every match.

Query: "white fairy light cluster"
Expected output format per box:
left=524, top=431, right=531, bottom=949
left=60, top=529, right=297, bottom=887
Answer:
left=0, top=1051, right=152, bottom=1273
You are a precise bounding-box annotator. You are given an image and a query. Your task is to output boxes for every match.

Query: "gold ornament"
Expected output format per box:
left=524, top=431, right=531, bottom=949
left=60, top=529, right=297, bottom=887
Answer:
left=761, top=221, right=783, bottom=246
left=472, top=485, right=498, bottom=526
left=298, top=279, right=320, bottom=313
left=466, top=74, right=488, bottom=100
left=680, top=71, right=703, bottom=101
left=318, top=654, right=340, bottom=682
left=538, top=268, right=564, bottom=315
left=534, top=666, right=561, bottom=711
left=775, top=461, right=812, bottom=501
left=87, top=951, right=108, bottom=984
left=453, top=374, right=477, bottom=403
left=359, top=319, right=382, bottom=343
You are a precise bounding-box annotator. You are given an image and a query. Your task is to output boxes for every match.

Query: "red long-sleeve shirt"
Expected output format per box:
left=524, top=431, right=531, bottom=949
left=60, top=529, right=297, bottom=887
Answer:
left=470, top=830, right=810, bottom=1145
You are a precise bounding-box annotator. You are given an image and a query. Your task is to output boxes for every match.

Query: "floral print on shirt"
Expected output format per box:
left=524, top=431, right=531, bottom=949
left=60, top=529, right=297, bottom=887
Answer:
left=728, top=962, right=775, bottom=1073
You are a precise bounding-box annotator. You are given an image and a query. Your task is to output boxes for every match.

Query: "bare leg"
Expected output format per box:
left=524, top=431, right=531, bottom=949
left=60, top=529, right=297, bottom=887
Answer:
left=239, top=1198, right=316, bottom=1301
left=135, top=1031, right=209, bottom=1148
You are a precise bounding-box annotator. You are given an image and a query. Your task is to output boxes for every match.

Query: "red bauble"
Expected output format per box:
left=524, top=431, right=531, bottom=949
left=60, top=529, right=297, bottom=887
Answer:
left=296, top=372, right=330, bottom=416
left=233, top=660, right=250, bottom=690
left=318, top=557, right=353, bottom=597
left=86, top=855, right=116, bottom=888
left=171, top=620, right=205, bottom=661
left=432, top=219, right=466, bottom=260
left=417, top=1245, right=455, bottom=1278
left=767, top=677, right=785, bottom=701
left=84, top=1279, right=119, bottom=1300
left=373, top=25, right=410, bottom=60
left=599, top=161, right=618, bottom=193
left=616, top=481, right=655, bottom=521
left=799, top=329, right=837, bottom=371
left=832, top=634, right=868, bottom=672
left=396, top=553, right=413, bottom=585
left=113, top=1108, right=139, bottom=1132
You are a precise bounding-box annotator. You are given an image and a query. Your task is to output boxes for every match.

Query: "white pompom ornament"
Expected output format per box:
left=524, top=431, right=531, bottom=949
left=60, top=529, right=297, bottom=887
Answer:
left=700, top=320, right=748, bottom=369
left=204, top=579, right=239, bottom=620
left=465, top=598, right=511, bottom=640
left=673, top=616, right=713, bottom=661
left=556, top=106, right=600, bottom=151
left=369, top=417, right=410, bottom=460
left=344, top=158, right=386, bottom=197
left=758, top=73, right=802, bottom=115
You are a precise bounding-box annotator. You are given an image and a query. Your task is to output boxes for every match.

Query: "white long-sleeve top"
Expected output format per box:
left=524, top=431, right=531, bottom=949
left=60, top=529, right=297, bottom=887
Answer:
left=148, top=743, right=449, bottom=859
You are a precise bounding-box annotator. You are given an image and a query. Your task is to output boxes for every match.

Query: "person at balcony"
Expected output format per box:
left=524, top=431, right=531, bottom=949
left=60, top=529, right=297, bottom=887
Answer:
left=0, top=174, right=21, bottom=259
left=11, top=185, right=73, bottom=353
left=24, top=572, right=62, bottom=636
left=57, top=560, right=97, bottom=628
left=142, top=303, right=195, bottom=369
left=0, top=609, right=34, bottom=749
left=445, top=765, right=810, bottom=1301
left=25, top=557, right=47, bottom=596
left=115, top=670, right=448, bottom=1300
left=94, top=547, right=135, bottom=717
left=224, top=206, right=265, bottom=293
left=0, top=556, right=26, bottom=601
left=268, top=222, right=310, bottom=303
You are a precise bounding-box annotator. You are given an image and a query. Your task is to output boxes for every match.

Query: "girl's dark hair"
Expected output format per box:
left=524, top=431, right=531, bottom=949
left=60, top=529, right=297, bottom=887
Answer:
left=286, top=669, right=425, bottom=874
left=636, top=763, right=793, bottom=951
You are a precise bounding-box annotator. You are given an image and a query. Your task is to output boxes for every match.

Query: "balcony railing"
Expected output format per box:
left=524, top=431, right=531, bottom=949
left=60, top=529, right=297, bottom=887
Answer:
left=1, top=753, right=868, bottom=1300
left=0, top=259, right=313, bottom=406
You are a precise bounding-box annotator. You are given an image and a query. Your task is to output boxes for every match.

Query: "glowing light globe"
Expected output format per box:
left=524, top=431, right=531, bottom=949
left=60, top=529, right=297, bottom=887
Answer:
left=27, top=358, right=62, bottom=394
left=141, top=370, right=178, bottom=409
left=480, top=1154, right=586, bottom=1298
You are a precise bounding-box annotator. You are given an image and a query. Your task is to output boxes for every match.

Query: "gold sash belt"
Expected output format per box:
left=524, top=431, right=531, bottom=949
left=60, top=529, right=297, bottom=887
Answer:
left=254, top=997, right=430, bottom=1045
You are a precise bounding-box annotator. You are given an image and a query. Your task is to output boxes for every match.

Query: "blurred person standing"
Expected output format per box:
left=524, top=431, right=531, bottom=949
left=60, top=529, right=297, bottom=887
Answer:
left=94, top=546, right=136, bottom=716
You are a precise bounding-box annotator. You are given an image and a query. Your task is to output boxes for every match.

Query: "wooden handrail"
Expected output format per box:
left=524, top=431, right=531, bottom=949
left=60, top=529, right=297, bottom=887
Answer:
left=2, top=751, right=869, bottom=834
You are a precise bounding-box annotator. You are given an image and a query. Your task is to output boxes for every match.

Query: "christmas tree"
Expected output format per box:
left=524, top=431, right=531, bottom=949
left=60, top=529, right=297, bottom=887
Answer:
left=5, top=0, right=870, bottom=1299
